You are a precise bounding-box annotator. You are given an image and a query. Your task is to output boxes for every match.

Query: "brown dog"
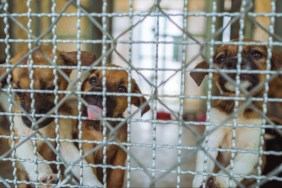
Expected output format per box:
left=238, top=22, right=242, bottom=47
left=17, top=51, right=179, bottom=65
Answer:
left=267, top=51, right=282, bottom=119
left=0, top=46, right=102, bottom=187
left=80, top=64, right=150, bottom=188
left=190, top=39, right=281, bottom=187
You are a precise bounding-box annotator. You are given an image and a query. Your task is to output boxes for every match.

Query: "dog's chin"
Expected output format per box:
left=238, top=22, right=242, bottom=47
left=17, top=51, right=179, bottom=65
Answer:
left=224, top=80, right=253, bottom=92
left=219, top=73, right=259, bottom=94
left=22, top=116, right=54, bottom=129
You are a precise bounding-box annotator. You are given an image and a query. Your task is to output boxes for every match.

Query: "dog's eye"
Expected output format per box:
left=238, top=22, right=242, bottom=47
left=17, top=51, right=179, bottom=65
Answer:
left=118, top=86, right=127, bottom=93
left=16, top=92, right=25, bottom=100
left=251, top=50, right=263, bottom=59
left=89, top=76, right=98, bottom=85
left=216, top=54, right=227, bottom=64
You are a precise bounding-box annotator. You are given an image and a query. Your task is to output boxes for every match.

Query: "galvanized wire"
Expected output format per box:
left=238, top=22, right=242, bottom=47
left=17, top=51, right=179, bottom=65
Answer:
left=126, top=0, right=134, bottom=187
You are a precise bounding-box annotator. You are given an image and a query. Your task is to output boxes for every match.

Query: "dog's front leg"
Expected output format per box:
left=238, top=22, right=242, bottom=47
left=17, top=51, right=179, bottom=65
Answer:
left=59, top=117, right=102, bottom=187
left=193, top=127, right=226, bottom=187
left=107, top=148, right=127, bottom=188
left=209, top=127, right=261, bottom=188
left=82, top=142, right=97, bottom=174
left=60, top=142, right=103, bottom=187
left=15, top=139, right=58, bottom=184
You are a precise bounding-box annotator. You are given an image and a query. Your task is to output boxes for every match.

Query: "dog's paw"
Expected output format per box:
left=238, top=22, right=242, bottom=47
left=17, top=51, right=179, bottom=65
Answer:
left=40, top=174, right=59, bottom=185
left=201, top=176, right=233, bottom=188
left=206, top=177, right=217, bottom=188
left=199, top=177, right=217, bottom=188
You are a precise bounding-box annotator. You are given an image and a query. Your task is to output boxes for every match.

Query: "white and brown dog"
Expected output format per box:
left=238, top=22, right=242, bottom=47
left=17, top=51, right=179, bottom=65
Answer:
left=0, top=46, right=102, bottom=187
left=190, top=39, right=281, bottom=187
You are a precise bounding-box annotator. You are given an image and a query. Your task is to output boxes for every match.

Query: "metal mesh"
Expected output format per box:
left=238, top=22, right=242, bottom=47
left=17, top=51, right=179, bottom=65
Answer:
left=0, top=0, right=281, bottom=187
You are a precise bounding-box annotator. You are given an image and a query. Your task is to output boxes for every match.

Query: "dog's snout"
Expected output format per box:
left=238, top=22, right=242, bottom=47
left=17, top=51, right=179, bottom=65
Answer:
left=225, top=58, right=237, bottom=69
left=93, top=94, right=103, bottom=104
left=38, top=108, right=47, bottom=114
left=226, top=61, right=235, bottom=69
left=241, top=61, right=248, bottom=69
left=224, top=57, right=250, bottom=70
left=82, top=87, right=105, bottom=108
left=92, top=87, right=102, bottom=93
left=84, top=94, right=103, bottom=106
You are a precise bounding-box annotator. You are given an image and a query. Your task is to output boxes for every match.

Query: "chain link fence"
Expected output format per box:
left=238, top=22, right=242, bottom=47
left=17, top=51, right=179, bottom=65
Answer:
left=0, top=0, right=281, bottom=187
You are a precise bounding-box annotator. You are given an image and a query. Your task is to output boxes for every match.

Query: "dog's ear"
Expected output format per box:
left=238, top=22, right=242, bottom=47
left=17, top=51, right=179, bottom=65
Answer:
left=190, top=61, right=209, bottom=86
left=131, top=79, right=150, bottom=117
left=0, top=59, right=7, bottom=87
left=61, top=51, right=96, bottom=66
left=271, top=50, right=282, bottom=79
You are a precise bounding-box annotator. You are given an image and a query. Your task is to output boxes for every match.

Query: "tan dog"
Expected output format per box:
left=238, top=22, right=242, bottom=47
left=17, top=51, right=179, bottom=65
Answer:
left=0, top=46, right=102, bottom=187
left=190, top=39, right=281, bottom=187
left=80, top=64, right=150, bottom=188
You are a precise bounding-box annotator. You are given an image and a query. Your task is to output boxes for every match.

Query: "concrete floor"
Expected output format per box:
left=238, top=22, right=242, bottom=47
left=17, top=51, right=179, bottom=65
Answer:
left=129, top=119, right=197, bottom=187
left=0, top=108, right=198, bottom=187
left=0, top=123, right=197, bottom=187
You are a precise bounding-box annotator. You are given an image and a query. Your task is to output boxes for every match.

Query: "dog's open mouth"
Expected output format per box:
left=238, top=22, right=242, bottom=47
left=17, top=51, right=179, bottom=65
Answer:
left=87, top=105, right=103, bottom=120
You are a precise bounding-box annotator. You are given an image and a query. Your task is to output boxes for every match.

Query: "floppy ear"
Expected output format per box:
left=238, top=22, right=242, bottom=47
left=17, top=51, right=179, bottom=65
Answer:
left=131, top=79, right=150, bottom=117
left=0, top=59, right=7, bottom=87
left=271, top=50, right=282, bottom=79
left=61, top=51, right=96, bottom=66
left=190, top=61, right=209, bottom=86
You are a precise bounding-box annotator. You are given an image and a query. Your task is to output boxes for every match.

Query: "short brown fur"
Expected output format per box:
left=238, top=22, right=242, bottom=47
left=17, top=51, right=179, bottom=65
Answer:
left=0, top=46, right=97, bottom=186
left=81, top=64, right=150, bottom=188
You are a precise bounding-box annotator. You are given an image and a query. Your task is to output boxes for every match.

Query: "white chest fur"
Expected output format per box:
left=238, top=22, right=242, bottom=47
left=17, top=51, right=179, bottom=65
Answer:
left=14, top=115, right=33, bottom=137
left=208, top=108, right=262, bottom=150
left=193, top=108, right=263, bottom=187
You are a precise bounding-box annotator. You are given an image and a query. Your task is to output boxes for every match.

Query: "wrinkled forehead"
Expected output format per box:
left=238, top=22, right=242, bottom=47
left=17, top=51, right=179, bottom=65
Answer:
left=215, top=44, right=267, bottom=57
left=92, top=69, right=130, bottom=84
left=11, top=47, right=63, bottom=67
left=11, top=48, right=62, bottom=81
left=12, top=66, right=55, bottom=81
left=12, top=68, right=53, bottom=89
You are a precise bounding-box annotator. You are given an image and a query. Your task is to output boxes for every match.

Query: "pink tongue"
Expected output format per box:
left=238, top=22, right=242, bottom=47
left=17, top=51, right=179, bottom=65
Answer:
left=87, top=105, right=103, bottom=120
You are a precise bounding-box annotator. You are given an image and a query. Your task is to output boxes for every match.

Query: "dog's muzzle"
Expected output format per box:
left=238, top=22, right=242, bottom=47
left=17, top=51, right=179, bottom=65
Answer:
left=82, top=87, right=117, bottom=119
left=20, top=96, right=55, bottom=129
left=82, top=88, right=104, bottom=120
left=219, top=57, right=259, bottom=92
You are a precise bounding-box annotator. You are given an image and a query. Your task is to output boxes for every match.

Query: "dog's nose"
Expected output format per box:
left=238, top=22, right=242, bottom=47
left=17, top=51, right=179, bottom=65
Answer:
left=84, top=89, right=103, bottom=106
left=93, top=95, right=103, bottom=103
left=38, top=109, right=47, bottom=114
left=241, top=61, right=248, bottom=69
left=85, top=95, right=103, bottom=106
left=92, top=87, right=103, bottom=101
left=225, top=58, right=237, bottom=69
left=225, top=60, right=248, bottom=70
left=226, top=62, right=235, bottom=69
